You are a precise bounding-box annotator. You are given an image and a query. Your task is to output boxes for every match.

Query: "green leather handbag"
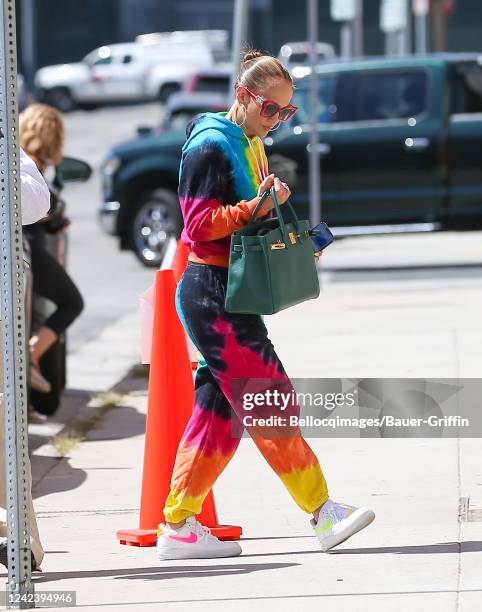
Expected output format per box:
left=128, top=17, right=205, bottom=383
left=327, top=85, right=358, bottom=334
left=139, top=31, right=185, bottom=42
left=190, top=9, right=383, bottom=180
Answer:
left=225, top=186, right=320, bottom=315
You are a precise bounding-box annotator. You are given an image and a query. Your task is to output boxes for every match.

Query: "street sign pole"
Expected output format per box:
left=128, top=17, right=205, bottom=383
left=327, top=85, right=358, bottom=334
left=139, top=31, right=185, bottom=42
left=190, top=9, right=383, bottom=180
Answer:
left=353, top=0, right=364, bottom=57
left=20, top=0, right=36, bottom=95
left=331, top=0, right=361, bottom=58
left=381, top=0, right=410, bottom=55
left=413, top=0, right=429, bottom=53
left=0, top=0, right=34, bottom=607
left=230, top=0, right=249, bottom=93
left=308, top=0, right=320, bottom=229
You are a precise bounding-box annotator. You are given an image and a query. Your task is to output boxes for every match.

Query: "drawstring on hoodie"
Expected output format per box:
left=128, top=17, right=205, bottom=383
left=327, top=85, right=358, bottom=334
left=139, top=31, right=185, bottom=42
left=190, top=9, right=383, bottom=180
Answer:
left=245, top=135, right=268, bottom=183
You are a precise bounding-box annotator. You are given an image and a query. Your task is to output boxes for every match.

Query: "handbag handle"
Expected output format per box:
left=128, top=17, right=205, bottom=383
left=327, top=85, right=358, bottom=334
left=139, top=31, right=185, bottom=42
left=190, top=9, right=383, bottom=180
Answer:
left=246, top=186, right=301, bottom=245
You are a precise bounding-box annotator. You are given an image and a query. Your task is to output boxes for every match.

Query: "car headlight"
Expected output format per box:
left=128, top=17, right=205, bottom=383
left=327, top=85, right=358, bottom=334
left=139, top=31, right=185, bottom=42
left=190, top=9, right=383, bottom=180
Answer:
left=101, top=156, right=120, bottom=195
left=102, top=156, right=121, bottom=176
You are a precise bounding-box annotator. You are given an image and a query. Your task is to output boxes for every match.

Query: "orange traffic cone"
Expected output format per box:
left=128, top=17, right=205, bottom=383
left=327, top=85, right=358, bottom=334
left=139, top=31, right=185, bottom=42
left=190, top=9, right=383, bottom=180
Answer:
left=117, top=269, right=242, bottom=546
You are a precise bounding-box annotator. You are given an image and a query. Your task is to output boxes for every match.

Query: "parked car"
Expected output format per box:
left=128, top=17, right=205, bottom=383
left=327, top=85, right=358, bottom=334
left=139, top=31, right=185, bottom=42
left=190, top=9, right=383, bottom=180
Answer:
left=143, top=42, right=215, bottom=103
left=35, top=40, right=215, bottom=111
left=183, top=66, right=231, bottom=96
left=99, top=54, right=482, bottom=267
left=136, top=30, right=230, bottom=63
left=278, top=41, right=336, bottom=68
left=137, top=91, right=230, bottom=137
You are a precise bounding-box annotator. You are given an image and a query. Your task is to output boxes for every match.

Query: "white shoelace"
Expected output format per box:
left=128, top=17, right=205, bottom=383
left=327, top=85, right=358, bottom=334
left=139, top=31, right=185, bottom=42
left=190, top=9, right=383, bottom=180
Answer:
left=185, top=517, right=218, bottom=541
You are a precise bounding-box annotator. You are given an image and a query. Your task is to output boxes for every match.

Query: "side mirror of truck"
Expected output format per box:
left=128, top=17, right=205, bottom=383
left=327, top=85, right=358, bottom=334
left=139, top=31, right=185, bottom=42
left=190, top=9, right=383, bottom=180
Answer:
left=55, top=157, right=92, bottom=185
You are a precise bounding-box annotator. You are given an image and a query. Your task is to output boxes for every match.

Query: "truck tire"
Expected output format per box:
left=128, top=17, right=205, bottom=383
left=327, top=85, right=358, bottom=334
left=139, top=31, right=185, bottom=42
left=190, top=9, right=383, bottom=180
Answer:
left=158, top=82, right=181, bottom=104
left=43, top=87, right=76, bottom=113
left=131, top=188, right=183, bottom=267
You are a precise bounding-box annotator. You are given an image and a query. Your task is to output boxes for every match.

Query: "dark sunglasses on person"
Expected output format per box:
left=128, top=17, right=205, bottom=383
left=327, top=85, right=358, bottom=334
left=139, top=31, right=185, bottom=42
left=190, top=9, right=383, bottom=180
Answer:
left=242, top=86, right=298, bottom=122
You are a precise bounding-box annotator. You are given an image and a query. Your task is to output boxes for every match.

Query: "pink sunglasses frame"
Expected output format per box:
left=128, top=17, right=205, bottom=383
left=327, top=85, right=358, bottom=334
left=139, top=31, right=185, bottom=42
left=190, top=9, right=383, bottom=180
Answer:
left=240, top=86, right=298, bottom=122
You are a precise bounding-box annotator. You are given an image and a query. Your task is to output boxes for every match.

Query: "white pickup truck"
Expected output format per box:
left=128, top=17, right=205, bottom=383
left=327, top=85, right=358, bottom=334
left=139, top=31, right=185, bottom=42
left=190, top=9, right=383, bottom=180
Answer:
left=35, top=40, right=215, bottom=111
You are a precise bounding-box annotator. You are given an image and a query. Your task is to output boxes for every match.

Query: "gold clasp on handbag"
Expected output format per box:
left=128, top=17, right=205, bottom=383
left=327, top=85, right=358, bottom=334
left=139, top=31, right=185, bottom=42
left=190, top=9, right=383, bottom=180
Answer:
left=288, top=232, right=297, bottom=245
left=271, top=240, right=286, bottom=250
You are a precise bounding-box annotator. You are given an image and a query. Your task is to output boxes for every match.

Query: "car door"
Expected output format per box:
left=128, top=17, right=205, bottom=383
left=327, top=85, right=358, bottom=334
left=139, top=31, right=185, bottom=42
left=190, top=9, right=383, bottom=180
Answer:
left=91, top=51, right=144, bottom=100
left=264, top=72, right=341, bottom=224
left=446, top=60, right=482, bottom=221
left=333, top=67, right=445, bottom=225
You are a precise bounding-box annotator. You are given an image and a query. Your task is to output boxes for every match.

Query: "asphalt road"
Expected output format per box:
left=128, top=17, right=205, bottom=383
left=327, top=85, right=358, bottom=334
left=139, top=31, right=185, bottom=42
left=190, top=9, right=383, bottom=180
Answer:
left=59, top=102, right=161, bottom=352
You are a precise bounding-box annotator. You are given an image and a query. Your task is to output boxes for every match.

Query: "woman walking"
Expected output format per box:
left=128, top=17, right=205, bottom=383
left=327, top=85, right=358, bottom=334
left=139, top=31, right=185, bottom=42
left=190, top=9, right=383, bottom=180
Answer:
left=157, top=51, right=375, bottom=560
left=19, top=104, right=84, bottom=416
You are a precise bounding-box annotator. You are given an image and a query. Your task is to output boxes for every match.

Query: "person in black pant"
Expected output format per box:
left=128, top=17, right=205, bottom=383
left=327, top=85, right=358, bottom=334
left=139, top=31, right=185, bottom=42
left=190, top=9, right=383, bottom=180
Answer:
left=20, top=104, right=84, bottom=421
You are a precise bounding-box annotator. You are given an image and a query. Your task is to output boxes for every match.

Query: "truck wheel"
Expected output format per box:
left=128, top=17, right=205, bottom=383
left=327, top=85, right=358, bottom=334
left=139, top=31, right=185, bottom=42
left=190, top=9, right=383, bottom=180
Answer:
left=131, top=188, right=182, bottom=267
left=158, top=82, right=181, bottom=104
left=43, top=87, right=76, bottom=112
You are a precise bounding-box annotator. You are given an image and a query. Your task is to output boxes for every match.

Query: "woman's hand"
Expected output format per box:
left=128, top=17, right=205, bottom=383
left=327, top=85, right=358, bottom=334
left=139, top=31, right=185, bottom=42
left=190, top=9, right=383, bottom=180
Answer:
left=314, top=251, right=323, bottom=262
left=258, top=175, right=291, bottom=212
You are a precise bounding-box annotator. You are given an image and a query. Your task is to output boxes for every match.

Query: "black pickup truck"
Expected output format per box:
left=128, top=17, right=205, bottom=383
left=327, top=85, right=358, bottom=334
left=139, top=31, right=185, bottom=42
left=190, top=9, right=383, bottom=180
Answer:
left=100, top=54, right=482, bottom=266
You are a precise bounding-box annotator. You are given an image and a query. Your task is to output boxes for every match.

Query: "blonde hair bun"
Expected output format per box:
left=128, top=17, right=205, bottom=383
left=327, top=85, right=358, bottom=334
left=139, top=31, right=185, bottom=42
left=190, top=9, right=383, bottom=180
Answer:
left=243, top=50, right=264, bottom=64
left=235, top=49, right=293, bottom=91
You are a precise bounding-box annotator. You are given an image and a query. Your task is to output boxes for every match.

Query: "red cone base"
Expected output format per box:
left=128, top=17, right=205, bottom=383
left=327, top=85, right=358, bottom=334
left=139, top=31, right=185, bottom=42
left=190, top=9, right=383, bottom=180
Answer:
left=117, top=524, right=242, bottom=547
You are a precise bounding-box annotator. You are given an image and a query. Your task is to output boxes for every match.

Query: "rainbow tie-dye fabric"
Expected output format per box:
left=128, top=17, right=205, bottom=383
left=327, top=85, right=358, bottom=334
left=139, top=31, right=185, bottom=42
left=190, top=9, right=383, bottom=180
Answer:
left=178, top=112, right=270, bottom=268
left=162, top=113, right=329, bottom=526
left=162, top=263, right=329, bottom=525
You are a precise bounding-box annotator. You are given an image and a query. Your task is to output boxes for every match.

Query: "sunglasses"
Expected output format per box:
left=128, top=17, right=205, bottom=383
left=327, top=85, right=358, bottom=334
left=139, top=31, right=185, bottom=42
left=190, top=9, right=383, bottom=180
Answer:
left=242, top=87, right=298, bottom=122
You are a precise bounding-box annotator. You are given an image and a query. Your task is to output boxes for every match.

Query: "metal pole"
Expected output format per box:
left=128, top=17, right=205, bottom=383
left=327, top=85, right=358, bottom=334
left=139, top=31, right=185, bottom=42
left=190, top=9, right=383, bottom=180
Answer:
left=340, top=21, right=353, bottom=59
left=353, top=0, right=363, bottom=57
left=230, top=0, right=249, bottom=93
left=308, top=0, right=320, bottom=228
left=415, top=13, right=428, bottom=53
left=20, top=0, right=36, bottom=95
left=404, top=0, right=412, bottom=54
left=0, top=0, right=34, bottom=607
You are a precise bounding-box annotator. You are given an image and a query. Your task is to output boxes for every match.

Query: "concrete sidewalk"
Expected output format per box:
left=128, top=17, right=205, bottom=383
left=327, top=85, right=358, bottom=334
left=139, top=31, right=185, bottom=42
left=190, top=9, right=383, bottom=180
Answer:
left=17, top=232, right=482, bottom=611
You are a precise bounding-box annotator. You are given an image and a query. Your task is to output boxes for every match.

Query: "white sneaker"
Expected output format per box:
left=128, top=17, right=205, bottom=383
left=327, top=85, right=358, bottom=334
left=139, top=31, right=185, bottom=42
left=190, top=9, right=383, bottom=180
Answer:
left=311, top=499, right=375, bottom=552
left=157, top=516, right=242, bottom=560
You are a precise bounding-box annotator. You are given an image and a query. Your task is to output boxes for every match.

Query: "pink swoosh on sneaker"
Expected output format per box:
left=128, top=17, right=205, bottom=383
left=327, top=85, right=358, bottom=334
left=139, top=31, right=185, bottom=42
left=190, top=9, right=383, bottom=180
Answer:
left=169, top=531, right=198, bottom=544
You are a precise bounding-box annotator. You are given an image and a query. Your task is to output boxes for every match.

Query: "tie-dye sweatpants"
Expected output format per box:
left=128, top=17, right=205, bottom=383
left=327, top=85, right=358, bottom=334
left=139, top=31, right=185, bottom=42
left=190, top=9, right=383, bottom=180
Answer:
left=163, top=261, right=329, bottom=524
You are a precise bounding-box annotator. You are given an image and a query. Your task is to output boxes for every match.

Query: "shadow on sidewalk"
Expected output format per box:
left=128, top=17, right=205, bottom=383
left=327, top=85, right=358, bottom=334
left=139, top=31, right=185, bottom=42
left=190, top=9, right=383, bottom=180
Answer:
left=32, top=454, right=87, bottom=499
left=32, top=561, right=299, bottom=583
left=329, top=541, right=482, bottom=555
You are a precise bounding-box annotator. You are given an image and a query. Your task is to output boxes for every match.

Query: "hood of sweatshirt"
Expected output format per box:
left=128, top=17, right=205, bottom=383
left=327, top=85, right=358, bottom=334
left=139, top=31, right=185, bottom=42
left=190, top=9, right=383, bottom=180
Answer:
left=183, top=112, right=245, bottom=153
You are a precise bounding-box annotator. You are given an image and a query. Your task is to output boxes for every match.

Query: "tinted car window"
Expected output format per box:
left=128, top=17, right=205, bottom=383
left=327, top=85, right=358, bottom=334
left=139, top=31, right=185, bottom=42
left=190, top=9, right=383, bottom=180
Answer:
left=450, top=63, right=482, bottom=114
left=349, top=71, right=427, bottom=122
left=291, top=76, right=337, bottom=124
left=168, top=110, right=201, bottom=132
left=194, top=76, right=230, bottom=95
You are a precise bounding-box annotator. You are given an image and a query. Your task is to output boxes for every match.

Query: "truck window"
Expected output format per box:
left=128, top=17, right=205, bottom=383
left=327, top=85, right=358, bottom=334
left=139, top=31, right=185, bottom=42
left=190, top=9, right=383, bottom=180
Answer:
left=92, top=56, right=113, bottom=67
left=290, top=76, right=337, bottom=125
left=450, top=63, right=482, bottom=114
left=194, top=76, right=230, bottom=95
left=349, top=71, right=427, bottom=122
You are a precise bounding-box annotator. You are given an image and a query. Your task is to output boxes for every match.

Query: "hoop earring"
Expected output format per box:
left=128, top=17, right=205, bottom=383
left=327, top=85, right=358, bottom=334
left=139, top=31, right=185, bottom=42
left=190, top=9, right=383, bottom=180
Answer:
left=234, top=105, right=247, bottom=128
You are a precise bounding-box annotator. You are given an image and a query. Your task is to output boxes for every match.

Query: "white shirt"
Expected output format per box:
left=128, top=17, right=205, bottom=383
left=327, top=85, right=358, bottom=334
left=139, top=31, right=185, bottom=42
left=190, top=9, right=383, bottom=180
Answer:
left=20, top=148, right=50, bottom=226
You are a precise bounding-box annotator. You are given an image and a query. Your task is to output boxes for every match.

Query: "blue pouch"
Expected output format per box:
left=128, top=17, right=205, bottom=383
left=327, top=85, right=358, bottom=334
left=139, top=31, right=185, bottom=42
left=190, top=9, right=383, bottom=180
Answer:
left=309, top=221, right=334, bottom=253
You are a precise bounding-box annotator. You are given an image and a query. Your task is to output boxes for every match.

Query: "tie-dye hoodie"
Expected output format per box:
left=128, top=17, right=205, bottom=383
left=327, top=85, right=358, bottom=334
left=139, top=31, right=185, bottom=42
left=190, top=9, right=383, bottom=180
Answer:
left=179, top=112, right=270, bottom=267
